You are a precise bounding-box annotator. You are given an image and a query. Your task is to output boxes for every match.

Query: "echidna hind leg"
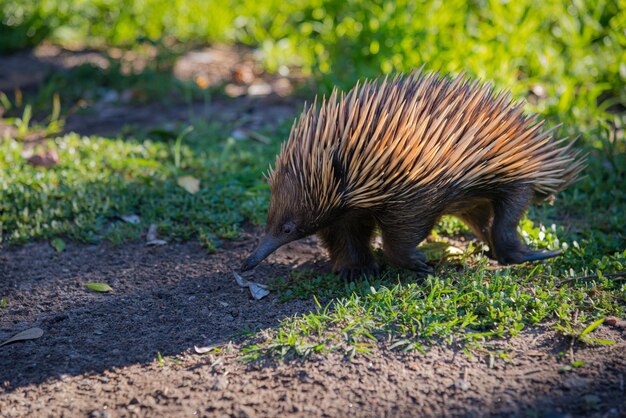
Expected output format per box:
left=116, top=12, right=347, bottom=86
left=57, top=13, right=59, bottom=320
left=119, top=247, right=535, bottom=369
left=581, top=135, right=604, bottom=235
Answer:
left=318, top=211, right=378, bottom=281
left=491, top=185, right=562, bottom=264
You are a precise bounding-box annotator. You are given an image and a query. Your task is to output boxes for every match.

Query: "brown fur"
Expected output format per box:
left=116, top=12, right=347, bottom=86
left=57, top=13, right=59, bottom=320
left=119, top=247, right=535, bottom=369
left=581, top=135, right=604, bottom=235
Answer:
left=244, top=70, right=585, bottom=279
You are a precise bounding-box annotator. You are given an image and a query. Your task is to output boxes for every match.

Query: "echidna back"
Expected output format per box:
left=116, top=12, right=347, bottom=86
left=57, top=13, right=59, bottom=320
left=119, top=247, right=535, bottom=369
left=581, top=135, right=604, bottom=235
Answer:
left=271, top=71, right=584, bottom=211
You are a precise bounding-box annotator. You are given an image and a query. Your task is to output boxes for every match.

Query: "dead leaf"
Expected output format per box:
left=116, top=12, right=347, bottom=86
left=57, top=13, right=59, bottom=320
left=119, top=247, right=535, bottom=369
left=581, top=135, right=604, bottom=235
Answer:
left=249, top=283, right=270, bottom=300
left=177, top=175, right=200, bottom=194
left=232, top=64, right=255, bottom=84
left=194, top=344, right=219, bottom=354
left=146, top=224, right=167, bottom=246
left=0, top=327, right=44, bottom=348
left=195, top=75, right=211, bottom=90
left=120, top=214, right=141, bottom=224
left=27, top=149, right=59, bottom=168
left=233, top=271, right=249, bottom=287
left=420, top=242, right=464, bottom=262
left=446, top=246, right=464, bottom=256
left=147, top=239, right=167, bottom=246
left=232, top=271, right=270, bottom=300
left=146, top=224, right=158, bottom=241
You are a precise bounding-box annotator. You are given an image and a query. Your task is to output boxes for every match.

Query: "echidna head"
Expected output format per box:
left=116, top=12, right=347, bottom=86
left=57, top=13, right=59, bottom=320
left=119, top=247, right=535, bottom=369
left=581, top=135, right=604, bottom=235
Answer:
left=241, top=169, right=324, bottom=272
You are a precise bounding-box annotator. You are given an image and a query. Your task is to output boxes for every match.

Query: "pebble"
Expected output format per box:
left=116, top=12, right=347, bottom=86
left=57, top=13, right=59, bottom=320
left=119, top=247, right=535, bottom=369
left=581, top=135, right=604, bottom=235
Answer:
left=211, top=377, right=229, bottom=391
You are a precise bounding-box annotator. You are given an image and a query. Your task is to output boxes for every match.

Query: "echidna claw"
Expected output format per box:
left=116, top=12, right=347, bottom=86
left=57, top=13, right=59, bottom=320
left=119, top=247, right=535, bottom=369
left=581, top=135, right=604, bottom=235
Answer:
left=498, top=249, right=563, bottom=264
left=519, top=249, right=563, bottom=263
left=414, top=262, right=434, bottom=278
left=337, top=264, right=380, bottom=282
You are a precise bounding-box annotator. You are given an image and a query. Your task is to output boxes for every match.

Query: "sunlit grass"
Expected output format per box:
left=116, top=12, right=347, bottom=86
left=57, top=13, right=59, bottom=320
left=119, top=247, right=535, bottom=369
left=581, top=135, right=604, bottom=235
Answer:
left=244, top=244, right=625, bottom=360
left=0, top=120, right=285, bottom=246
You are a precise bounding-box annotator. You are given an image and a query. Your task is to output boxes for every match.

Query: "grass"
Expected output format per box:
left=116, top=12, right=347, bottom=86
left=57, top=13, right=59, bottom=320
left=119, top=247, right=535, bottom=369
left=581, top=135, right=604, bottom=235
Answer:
left=0, top=118, right=283, bottom=246
left=1, top=0, right=625, bottom=360
left=243, top=229, right=625, bottom=360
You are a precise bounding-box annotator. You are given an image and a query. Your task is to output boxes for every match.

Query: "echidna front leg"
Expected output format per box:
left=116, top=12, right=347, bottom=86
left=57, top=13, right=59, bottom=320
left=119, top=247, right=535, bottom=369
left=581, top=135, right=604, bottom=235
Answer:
left=318, top=211, right=378, bottom=280
left=491, top=185, right=562, bottom=264
left=378, top=212, right=436, bottom=276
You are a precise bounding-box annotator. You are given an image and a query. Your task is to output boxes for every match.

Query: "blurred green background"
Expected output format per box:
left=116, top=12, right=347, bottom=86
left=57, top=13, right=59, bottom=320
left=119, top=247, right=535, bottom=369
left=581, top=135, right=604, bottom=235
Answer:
left=2, top=0, right=625, bottom=127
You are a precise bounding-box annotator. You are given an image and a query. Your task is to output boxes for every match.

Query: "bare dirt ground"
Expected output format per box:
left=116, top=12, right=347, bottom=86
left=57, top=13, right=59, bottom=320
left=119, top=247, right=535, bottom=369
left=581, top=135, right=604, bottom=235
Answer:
left=1, top=238, right=625, bottom=418
left=1, top=45, right=625, bottom=417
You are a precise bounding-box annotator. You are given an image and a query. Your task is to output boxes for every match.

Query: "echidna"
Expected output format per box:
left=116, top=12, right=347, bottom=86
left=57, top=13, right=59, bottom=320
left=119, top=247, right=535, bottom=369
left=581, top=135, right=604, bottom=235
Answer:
left=241, top=70, right=585, bottom=279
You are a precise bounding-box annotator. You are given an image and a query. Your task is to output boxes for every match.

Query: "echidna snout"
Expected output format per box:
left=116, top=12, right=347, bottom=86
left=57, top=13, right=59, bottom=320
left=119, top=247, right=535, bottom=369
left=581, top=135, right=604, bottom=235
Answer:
left=241, top=221, right=301, bottom=271
left=242, top=171, right=319, bottom=271
left=241, top=234, right=282, bottom=271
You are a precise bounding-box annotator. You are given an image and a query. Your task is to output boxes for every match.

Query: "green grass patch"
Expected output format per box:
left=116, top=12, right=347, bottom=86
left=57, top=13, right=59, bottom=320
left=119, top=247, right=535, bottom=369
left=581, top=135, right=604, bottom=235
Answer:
left=245, top=247, right=626, bottom=360
left=0, top=119, right=286, bottom=246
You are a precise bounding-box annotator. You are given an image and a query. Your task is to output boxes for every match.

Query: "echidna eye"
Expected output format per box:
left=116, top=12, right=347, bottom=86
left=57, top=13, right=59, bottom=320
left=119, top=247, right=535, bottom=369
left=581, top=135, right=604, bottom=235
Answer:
left=282, top=223, right=294, bottom=234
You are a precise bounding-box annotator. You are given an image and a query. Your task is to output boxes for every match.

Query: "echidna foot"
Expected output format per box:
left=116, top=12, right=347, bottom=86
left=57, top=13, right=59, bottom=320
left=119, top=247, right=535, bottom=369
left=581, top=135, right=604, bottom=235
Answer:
left=498, top=249, right=563, bottom=265
left=336, top=262, right=380, bottom=282
left=385, top=250, right=433, bottom=277
left=410, top=258, right=434, bottom=278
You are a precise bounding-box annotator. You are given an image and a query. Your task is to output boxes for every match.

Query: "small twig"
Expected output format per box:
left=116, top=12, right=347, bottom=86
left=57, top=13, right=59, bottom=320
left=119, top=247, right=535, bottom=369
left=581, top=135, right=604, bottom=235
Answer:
left=557, top=272, right=626, bottom=286
left=568, top=337, right=575, bottom=364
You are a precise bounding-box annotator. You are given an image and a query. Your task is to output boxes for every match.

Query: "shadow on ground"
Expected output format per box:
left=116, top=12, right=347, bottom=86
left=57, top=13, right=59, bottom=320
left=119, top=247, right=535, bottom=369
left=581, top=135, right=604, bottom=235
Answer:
left=0, top=237, right=324, bottom=389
